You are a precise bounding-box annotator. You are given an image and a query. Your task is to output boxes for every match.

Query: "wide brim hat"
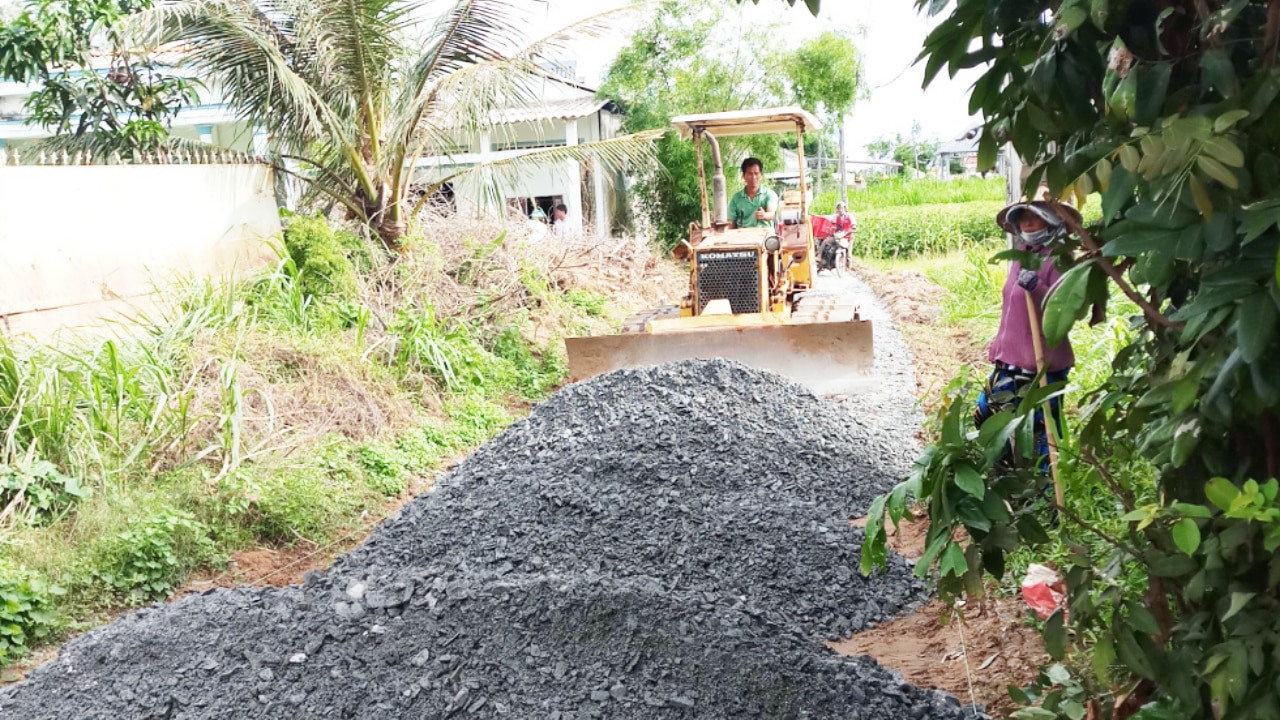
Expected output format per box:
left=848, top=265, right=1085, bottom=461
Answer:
left=996, top=200, right=1083, bottom=234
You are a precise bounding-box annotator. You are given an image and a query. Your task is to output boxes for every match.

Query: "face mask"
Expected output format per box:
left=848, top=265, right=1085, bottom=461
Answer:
left=1019, top=228, right=1053, bottom=246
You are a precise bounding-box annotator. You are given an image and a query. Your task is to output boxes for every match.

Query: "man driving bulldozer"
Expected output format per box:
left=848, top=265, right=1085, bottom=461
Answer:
left=729, top=157, right=778, bottom=229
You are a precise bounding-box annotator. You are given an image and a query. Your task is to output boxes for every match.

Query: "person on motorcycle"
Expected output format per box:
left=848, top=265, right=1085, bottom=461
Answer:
left=832, top=201, right=855, bottom=236
left=818, top=200, right=856, bottom=273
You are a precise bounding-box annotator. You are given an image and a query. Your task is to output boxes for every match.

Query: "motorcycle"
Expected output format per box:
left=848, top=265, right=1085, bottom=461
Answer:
left=817, top=229, right=852, bottom=277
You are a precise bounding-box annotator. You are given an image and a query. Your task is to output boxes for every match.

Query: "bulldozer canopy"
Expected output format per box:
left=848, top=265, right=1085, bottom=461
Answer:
left=670, top=106, right=823, bottom=139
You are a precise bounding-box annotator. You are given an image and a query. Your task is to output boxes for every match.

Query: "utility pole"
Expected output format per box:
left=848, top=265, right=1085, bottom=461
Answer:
left=838, top=118, right=847, bottom=203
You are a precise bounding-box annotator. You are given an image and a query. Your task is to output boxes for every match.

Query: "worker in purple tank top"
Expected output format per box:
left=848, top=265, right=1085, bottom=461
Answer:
left=975, top=200, right=1083, bottom=473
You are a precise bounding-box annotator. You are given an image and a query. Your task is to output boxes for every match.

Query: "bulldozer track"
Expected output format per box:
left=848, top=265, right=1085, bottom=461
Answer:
left=620, top=303, right=681, bottom=333
left=791, top=293, right=861, bottom=324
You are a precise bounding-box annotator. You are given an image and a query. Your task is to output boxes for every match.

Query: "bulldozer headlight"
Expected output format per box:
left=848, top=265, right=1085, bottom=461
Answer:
left=763, top=235, right=781, bottom=253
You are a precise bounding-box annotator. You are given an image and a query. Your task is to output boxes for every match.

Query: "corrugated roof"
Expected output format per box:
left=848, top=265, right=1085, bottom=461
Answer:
left=491, top=98, right=610, bottom=126
left=938, top=137, right=979, bottom=154
left=670, top=106, right=822, bottom=138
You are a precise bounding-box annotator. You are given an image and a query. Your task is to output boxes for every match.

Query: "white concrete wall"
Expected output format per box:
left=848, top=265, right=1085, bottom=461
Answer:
left=0, top=163, right=281, bottom=337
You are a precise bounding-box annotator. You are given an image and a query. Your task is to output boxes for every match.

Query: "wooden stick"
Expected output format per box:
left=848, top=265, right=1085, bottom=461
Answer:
left=1024, top=289, right=1065, bottom=508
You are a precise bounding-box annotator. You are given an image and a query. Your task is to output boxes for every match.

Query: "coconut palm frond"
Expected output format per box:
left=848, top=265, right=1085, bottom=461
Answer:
left=293, top=0, right=411, bottom=122
left=142, top=0, right=383, bottom=198
left=409, top=129, right=663, bottom=219
left=136, top=0, right=333, bottom=154
left=382, top=0, right=524, bottom=160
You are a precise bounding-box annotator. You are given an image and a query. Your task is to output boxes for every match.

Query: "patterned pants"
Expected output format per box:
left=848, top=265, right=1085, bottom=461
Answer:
left=974, top=362, right=1069, bottom=471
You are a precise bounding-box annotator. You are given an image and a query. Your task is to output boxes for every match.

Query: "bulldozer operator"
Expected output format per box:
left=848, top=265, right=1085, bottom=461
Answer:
left=728, top=157, right=778, bottom=229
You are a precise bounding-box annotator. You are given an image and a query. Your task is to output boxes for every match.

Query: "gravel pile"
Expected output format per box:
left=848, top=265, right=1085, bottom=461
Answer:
left=2, top=575, right=969, bottom=719
left=1, top=358, right=970, bottom=719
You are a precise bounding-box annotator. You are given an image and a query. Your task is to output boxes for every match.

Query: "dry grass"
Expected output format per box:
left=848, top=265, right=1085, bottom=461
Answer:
left=370, top=212, right=685, bottom=338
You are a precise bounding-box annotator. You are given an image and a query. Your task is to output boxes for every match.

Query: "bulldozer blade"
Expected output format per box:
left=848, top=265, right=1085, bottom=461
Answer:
left=565, top=320, right=874, bottom=396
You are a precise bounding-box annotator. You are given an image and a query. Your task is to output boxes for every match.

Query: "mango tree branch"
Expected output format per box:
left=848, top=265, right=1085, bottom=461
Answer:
left=1048, top=199, right=1183, bottom=331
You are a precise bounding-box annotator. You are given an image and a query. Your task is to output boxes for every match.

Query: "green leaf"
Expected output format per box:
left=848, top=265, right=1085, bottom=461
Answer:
left=1198, top=155, right=1240, bottom=188
left=1204, top=136, right=1245, bottom=168
left=1238, top=199, right=1280, bottom=243
left=1043, top=610, right=1066, bottom=660
left=1238, top=291, right=1278, bottom=363
left=941, top=396, right=964, bottom=446
left=1093, top=632, right=1116, bottom=681
left=978, top=127, right=997, bottom=172
left=953, top=462, right=985, bottom=500
left=1008, top=685, right=1033, bottom=706
left=1013, top=708, right=1058, bottom=720
left=860, top=494, right=889, bottom=575
left=1103, top=228, right=1174, bottom=257
left=914, top=533, right=949, bottom=578
left=1042, top=261, right=1093, bottom=345
left=956, top=499, right=994, bottom=533
left=1223, top=591, right=1255, bottom=621
left=1150, top=554, right=1198, bottom=577
left=1202, top=51, right=1238, bottom=98
left=1172, top=518, right=1201, bottom=555
left=1115, top=628, right=1157, bottom=680
left=1206, top=477, right=1240, bottom=511
left=1135, top=63, right=1173, bottom=126
left=940, top=541, right=968, bottom=578
left=1017, top=514, right=1052, bottom=545
left=1173, top=502, right=1212, bottom=518
left=1046, top=663, right=1072, bottom=685
left=1171, top=419, right=1201, bottom=467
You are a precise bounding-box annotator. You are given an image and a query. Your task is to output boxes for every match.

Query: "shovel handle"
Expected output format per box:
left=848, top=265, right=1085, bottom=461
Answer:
left=1024, top=289, right=1065, bottom=509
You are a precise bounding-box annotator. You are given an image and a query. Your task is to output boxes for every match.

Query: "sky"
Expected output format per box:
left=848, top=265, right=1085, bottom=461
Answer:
left=516, top=0, right=986, bottom=158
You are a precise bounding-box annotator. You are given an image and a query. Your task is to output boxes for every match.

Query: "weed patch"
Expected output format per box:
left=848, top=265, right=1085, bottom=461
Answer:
left=0, top=564, right=62, bottom=664
left=92, top=509, right=219, bottom=605
left=0, top=458, right=91, bottom=526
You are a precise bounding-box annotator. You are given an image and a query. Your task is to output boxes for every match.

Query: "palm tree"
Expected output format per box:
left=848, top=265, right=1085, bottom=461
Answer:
left=135, top=0, right=659, bottom=249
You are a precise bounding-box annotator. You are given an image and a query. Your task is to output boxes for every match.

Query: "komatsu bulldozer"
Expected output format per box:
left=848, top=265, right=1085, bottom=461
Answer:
left=564, top=107, right=873, bottom=395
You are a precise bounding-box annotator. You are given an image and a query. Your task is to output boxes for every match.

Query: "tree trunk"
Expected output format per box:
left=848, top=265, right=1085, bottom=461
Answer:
left=359, top=180, right=405, bottom=253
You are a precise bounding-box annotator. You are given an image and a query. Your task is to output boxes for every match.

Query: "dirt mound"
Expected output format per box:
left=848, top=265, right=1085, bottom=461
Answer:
left=871, top=270, right=944, bottom=324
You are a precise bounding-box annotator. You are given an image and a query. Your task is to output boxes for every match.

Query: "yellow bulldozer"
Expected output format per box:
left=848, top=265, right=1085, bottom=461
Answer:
left=564, top=107, right=873, bottom=395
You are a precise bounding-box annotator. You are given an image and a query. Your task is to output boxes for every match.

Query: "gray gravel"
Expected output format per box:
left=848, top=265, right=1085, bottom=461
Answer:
left=0, top=293, right=973, bottom=718
left=2, top=575, right=969, bottom=719
left=809, top=269, right=924, bottom=480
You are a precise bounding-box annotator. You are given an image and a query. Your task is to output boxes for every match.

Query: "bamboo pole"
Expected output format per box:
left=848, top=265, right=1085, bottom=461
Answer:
left=1024, top=289, right=1065, bottom=508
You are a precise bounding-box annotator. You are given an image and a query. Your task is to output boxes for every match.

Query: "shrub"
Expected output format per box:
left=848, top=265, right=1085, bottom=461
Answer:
left=855, top=201, right=1006, bottom=258
left=0, top=458, right=91, bottom=526
left=388, top=304, right=492, bottom=393
left=488, top=325, right=567, bottom=399
left=564, top=289, right=607, bottom=317
left=281, top=215, right=360, bottom=302
left=0, top=564, right=62, bottom=664
left=240, top=463, right=372, bottom=545
left=354, top=443, right=409, bottom=496
left=92, top=509, right=218, bottom=604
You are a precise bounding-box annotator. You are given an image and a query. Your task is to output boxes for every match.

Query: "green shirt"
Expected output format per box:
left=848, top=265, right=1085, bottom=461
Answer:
left=728, top=186, right=778, bottom=229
